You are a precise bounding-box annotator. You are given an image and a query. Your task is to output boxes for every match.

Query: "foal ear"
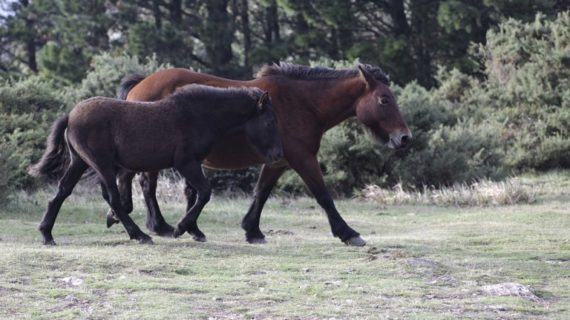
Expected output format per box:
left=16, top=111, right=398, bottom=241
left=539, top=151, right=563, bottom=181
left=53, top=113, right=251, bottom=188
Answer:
left=257, top=92, right=270, bottom=110
left=358, top=64, right=377, bottom=90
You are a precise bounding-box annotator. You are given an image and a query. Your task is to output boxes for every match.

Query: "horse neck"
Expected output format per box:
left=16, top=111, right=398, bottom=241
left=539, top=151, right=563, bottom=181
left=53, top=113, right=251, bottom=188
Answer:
left=303, top=77, right=366, bottom=131
left=200, top=97, right=256, bottom=133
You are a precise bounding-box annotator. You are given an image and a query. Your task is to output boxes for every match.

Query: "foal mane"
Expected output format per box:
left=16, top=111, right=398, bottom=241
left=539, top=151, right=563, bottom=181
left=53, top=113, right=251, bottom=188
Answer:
left=170, top=84, right=263, bottom=104
left=256, top=62, right=390, bottom=85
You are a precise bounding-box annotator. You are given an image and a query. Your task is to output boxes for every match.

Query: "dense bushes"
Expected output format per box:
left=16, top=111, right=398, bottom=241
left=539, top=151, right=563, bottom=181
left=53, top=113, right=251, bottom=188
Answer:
left=472, top=12, right=569, bottom=170
left=0, top=13, right=568, bottom=199
left=0, top=77, right=65, bottom=190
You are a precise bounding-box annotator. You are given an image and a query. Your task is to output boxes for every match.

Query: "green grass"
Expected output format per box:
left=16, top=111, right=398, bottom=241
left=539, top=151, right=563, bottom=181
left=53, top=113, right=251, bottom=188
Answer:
left=0, top=172, right=569, bottom=319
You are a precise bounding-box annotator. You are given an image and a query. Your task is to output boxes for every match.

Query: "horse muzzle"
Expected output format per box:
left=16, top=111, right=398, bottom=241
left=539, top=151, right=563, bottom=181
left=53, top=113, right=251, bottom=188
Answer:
left=387, top=130, right=412, bottom=150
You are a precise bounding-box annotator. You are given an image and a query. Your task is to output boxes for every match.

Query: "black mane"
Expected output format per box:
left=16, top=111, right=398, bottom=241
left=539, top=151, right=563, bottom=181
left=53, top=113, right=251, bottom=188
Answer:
left=255, top=62, right=390, bottom=85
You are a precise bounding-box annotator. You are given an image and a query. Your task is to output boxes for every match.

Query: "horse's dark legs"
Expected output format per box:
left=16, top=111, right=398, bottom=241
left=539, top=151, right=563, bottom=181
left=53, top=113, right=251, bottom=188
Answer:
left=139, top=171, right=175, bottom=237
left=184, top=180, right=197, bottom=213
left=38, top=155, right=88, bottom=245
left=241, top=165, right=287, bottom=243
left=172, top=162, right=211, bottom=241
left=106, top=170, right=135, bottom=228
left=95, top=165, right=153, bottom=244
left=289, top=155, right=365, bottom=246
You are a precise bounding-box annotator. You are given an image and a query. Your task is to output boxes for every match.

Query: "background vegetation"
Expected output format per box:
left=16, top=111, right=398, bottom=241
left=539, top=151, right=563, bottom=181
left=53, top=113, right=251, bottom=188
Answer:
left=0, top=1, right=568, bottom=199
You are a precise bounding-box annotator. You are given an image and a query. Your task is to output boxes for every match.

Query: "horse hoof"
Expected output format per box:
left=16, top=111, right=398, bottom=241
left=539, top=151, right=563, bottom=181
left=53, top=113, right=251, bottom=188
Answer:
left=43, top=239, right=57, bottom=246
left=106, top=215, right=119, bottom=228
left=148, top=223, right=175, bottom=237
left=172, top=228, right=185, bottom=239
left=247, top=237, right=267, bottom=244
left=344, top=236, right=366, bottom=247
left=138, top=236, right=154, bottom=245
left=192, top=235, right=207, bottom=242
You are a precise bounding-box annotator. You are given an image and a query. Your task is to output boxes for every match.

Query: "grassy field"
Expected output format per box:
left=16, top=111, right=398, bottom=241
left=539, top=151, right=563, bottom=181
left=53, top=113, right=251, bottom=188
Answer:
left=0, top=172, right=569, bottom=319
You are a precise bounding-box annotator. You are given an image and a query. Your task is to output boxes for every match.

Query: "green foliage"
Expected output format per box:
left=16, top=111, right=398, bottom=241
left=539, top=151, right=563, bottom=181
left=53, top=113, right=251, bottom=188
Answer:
left=38, top=41, right=90, bottom=84
left=127, top=22, right=195, bottom=68
left=471, top=12, right=570, bottom=170
left=392, top=120, right=505, bottom=187
left=0, top=76, right=64, bottom=190
left=0, top=76, right=66, bottom=114
left=64, top=53, right=169, bottom=104
left=0, top=144, right=13, bottom=203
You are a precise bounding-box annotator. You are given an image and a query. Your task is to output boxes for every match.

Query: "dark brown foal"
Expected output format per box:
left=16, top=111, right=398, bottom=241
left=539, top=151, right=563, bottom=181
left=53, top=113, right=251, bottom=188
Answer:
left=30, top=85, right=283, bottom=245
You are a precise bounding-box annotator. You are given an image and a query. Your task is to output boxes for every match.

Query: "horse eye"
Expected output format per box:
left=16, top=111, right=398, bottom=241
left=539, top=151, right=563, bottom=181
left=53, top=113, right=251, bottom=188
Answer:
left=379, top=97, right=389, bottom=105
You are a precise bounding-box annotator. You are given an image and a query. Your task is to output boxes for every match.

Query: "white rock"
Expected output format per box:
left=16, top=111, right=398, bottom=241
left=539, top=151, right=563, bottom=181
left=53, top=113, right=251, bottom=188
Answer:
left=61, top=276, right=84, bottom=286
left=481, top=282, right=540, bottom=301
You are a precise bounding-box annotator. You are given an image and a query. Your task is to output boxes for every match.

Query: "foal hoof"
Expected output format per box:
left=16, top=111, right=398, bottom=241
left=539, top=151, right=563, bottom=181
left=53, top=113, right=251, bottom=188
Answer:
left=246, top=237, right=267, bottom=244
left=344, top=236, right=366, bottom=247
left=192, top=234, right=207, bottom=242
left=138, top=235, right=154, bottom=245
left=106, top=214, right=119, bottom=228
left=148, top=223, right=175, bottom=238
left=43, top=239, right=57, bottom=246
left=172, top=227, right=185, bottom=239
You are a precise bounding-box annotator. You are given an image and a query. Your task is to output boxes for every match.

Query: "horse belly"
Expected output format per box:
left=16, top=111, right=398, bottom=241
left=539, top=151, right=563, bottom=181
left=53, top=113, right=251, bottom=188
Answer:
left=115, top=143, right=174, bottom=172
left=202, top=134, right=265, bottom=170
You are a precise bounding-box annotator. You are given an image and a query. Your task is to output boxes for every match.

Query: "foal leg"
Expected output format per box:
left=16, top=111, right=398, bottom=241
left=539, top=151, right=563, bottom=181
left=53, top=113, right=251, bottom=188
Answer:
left=184, top=180, right=197, bottom=213
left=94, top=165, right=153, bottom=244
left=241, top=165, right=287, bottom=243
left=289, top=155, right=365, bottom=246
left=106, top=170, right=135, bottom=228
left=172, top=162, right=211, bottom=241
left=38, top=155, right=88, bottom=245
left=139, top=171, right=175, bottom=237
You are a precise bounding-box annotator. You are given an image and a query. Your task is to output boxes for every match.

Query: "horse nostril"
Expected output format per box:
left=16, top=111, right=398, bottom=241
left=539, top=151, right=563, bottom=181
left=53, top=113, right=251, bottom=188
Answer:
left=400, top=135, right=410, bottom=146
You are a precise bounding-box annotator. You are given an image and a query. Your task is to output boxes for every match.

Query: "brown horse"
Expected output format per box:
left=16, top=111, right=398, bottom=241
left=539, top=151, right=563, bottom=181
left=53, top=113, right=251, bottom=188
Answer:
left=113, top=63, right=412, bottom=246
left=29, top=85, right=283, bottom=245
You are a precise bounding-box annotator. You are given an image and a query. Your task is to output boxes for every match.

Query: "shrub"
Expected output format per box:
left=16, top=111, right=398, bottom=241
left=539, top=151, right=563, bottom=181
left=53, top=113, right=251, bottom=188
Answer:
left=0, top=76, right=66, bottom=114
left=472, top=12, right=570, bottom=170
left=0, top=144, right=12, bottom=203
left=391, top=120, right=505, bottom=187
left=0, top=77, right=65, bottom=189
left=63, top=52, right=169, bottom=104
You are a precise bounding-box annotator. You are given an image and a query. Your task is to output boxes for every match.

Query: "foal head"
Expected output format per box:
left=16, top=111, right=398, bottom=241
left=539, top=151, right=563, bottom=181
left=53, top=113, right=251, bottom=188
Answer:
left=354, top=65, right=412, bottom=149
left=245, top=92, right=284, bottom=164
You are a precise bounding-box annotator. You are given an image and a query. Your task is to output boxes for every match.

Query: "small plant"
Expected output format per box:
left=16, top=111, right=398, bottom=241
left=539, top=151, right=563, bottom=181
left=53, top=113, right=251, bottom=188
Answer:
left=362, top=178, right=536, bottom=207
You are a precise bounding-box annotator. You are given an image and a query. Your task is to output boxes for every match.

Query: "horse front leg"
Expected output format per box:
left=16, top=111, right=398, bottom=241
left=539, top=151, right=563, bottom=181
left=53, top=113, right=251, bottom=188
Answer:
left=172, top=162, right=211, bottom=242
left=241, top=164, right=287, bottom=243
left=289, top=154, right=365, bottom=246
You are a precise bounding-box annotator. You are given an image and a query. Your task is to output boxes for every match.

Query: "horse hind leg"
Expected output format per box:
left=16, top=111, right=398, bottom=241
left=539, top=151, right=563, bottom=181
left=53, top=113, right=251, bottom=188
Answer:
left=90, top=161, right=153, bottom=244
left=38, top=154, right=88, bottom=245
left=106, top=170, right=136, bottom=228
left=139, top=171, right=175, bottom=237
left=172, top=161, right=211, bottom=242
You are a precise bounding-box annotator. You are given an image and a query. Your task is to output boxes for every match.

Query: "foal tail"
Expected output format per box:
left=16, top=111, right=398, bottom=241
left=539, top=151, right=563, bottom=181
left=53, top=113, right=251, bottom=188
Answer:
left=28, top=115, right=70, bottom=180
left=117, top=73, right=146, bottom=100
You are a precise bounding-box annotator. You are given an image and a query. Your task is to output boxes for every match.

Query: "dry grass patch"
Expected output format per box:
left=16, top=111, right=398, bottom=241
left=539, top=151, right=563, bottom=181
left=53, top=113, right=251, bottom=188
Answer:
left=362, top=178, right=537, bottom=207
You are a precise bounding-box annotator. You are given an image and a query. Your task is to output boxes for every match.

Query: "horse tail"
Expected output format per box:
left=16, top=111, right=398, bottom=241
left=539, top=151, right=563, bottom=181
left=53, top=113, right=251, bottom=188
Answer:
left=117, top=73, right=146, bottom=100
left=28, top=115, right=70, bottom=180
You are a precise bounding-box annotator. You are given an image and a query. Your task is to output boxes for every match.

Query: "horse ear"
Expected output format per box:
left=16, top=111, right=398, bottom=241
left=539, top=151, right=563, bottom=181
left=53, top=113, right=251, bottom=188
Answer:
left=257, top=92, right=270, bottom=110
left=358, top=64, right=377, bottom=90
